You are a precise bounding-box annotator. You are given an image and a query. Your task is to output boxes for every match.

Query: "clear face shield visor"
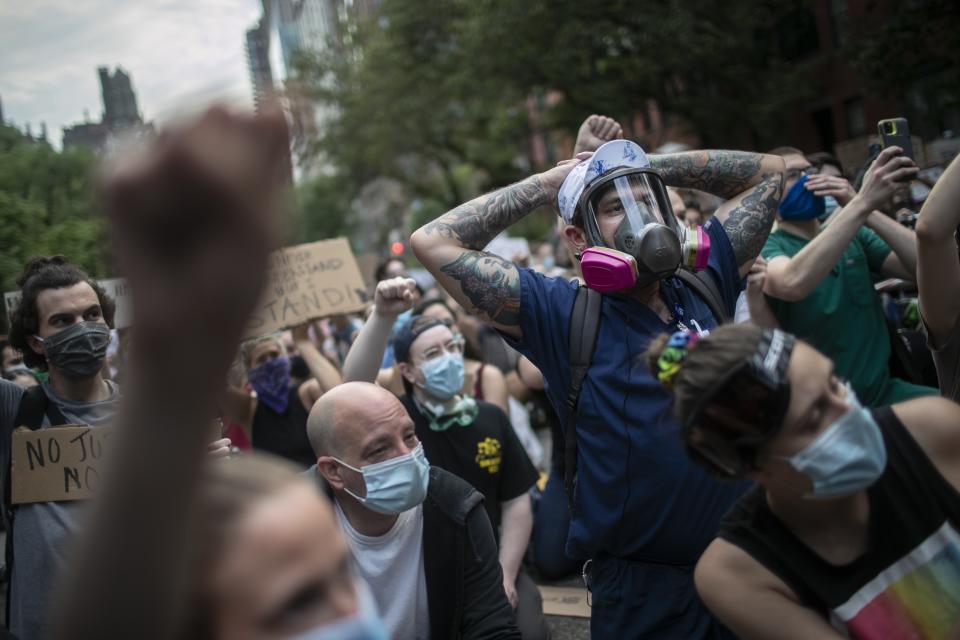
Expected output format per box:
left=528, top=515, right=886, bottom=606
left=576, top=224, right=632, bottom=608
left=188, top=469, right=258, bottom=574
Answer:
left=582, top=169, right=680, bottom=250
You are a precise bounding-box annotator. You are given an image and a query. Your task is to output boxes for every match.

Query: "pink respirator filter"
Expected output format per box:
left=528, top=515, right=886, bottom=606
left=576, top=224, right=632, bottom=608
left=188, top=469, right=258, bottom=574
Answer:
left=683, top=226, right=711, bottom=272
left=580, top=247, right=639, bottom=293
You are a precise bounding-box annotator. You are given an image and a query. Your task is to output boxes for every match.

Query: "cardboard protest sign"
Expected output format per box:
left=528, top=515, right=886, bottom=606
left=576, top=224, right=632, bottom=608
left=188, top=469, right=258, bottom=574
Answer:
left=538, top=586, right=591, bottom=618
left=11, top=425, right=111, bottom=504
left=11, top=421, right=223, bottom=505
left=245, top=238, right=368, bottom=339
left=4, top=278, right=131, bottom=330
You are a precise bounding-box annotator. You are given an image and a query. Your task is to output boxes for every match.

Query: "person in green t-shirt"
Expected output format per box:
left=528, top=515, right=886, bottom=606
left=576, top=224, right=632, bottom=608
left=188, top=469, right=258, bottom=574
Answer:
left=759, top=145, right=937, bottom=407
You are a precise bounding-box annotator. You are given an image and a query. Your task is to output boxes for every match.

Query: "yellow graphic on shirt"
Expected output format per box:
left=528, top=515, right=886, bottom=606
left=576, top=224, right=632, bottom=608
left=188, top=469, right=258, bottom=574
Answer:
left=475, top=437, right=502, bottom=474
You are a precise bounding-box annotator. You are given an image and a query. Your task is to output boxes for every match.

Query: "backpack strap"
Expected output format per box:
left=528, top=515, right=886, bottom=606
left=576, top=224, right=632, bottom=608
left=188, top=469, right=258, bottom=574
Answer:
left=562, top=285, right=602, bottom=512
left=675, top=268, right=730, bottom=324
left=2, top=385, right=63, bottom=612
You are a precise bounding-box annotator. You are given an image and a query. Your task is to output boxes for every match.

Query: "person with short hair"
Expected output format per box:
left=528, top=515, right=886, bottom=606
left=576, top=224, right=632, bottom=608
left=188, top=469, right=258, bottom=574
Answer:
left=644, top=323, right=960, bottom=639
left=410, top=112, right=788, bottom=638
left=309, top=381, right=522, bottom=640
left=342, top=277, right=548, bottom=640
left=761, top=146, right=936, bottom=406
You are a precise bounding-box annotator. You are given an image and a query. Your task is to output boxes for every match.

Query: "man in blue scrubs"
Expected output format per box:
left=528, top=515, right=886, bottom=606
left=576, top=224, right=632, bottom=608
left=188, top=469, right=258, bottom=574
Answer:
left=411, top=115, right=786, bottom=638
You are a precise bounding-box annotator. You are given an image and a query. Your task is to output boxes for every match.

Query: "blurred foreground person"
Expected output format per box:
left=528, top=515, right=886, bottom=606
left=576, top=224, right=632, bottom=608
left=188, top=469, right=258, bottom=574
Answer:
left=48, top=105, right=353, bottom=640
left=917, top=153, right=960, bottom=401
left=646, top=324, right=960, bottom=639
left=190, top=455, right=386, bottom=640
left=309, top=382, right=522, bottom=639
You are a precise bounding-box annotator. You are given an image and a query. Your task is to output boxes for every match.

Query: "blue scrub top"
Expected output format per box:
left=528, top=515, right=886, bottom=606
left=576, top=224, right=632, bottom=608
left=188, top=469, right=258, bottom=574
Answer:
left=508, top=219, right=750, bottom=564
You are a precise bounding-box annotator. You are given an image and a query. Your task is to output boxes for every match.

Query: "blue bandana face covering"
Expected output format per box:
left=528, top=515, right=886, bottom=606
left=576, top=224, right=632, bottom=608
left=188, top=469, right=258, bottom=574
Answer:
left=779, top=174, right=826, bottom=221
left=248, top=356, right=292, bottom=413
left=786, top=387, right=887, bottom=498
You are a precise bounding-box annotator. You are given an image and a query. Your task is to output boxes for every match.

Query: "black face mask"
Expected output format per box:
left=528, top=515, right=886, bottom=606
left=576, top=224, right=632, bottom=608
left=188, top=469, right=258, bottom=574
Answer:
left=36, top=321, right=110, bottom=379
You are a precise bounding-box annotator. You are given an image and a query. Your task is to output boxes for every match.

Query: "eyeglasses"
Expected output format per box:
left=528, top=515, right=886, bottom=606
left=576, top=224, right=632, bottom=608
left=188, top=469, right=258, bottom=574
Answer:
left=417, top=336, right=465, bottom=363
left=785, top=168, right=810, bottom=182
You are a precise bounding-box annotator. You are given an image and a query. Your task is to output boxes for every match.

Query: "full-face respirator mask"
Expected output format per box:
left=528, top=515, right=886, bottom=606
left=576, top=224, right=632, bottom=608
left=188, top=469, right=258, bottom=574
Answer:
left=558, top=140, right=710, bottom=292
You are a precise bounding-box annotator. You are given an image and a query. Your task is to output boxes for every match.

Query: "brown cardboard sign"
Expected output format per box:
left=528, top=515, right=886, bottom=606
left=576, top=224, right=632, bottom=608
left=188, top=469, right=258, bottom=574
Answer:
left=244, top=238, right=369, bottom=339
left=11, top=425, right=112, bottom=504
left=538, top=586, right=592, bottom=619
left=11, top=421, right=223, bottom=505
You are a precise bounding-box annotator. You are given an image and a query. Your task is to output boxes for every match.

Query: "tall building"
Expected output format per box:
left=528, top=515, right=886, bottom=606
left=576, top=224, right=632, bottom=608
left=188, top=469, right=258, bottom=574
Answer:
left=63, top=67, right=152, bottom=151
left=98, top=66, right=141, bottom=128
left=245, top=18, right=274, bottom=112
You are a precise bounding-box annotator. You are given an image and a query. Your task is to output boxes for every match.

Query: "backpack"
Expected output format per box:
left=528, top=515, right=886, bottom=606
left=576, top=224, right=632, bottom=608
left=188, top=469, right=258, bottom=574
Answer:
left=560, top=269, right=730, bottom=511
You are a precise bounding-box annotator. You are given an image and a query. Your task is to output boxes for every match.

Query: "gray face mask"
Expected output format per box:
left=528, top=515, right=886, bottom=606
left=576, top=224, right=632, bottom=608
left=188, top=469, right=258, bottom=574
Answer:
left=35, top=322, right=111, bottom=379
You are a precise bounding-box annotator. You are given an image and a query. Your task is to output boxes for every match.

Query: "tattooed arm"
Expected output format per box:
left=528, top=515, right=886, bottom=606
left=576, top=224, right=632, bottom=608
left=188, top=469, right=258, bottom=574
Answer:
left=411, top=159, right=585, bottom=339
left=651, top=151, right=786, bottom=269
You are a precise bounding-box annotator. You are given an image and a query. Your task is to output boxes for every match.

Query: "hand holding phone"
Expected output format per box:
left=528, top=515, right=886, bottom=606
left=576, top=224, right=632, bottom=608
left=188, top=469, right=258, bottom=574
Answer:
left=878, top=118, right=914, bottom=162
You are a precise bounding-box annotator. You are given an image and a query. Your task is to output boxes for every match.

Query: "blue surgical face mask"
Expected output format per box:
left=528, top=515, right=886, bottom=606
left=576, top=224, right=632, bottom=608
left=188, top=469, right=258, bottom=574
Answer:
left=334, top=444, right=430, bottom=515
left=785, top=387, right=887, bottom=498
left=416, top=353, right=464, bottom=400
left=820, top=195, right=839, bottom=220
left=779, top=174, right=826, bottom=221
left=292, top=578, right=388, bottom=640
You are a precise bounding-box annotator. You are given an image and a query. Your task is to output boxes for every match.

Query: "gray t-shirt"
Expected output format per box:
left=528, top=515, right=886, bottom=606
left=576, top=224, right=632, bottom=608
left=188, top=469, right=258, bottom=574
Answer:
left=0, top=378, right=120, bottom=640
left=921, top=313, right=960, bottom=402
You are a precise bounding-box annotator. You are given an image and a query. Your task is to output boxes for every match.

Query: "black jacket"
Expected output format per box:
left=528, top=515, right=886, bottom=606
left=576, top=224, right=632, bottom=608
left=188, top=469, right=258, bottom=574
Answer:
left=311, top=465, right=521, bottom=639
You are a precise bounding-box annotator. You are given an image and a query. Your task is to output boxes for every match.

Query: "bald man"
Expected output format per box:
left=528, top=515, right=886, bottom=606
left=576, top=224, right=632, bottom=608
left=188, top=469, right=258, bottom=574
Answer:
left=308, top=382, right=522, bottom=640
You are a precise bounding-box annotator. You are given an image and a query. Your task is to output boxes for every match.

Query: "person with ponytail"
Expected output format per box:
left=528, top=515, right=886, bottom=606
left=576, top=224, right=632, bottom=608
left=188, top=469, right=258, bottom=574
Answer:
left=646, top=324, right=960, bottom=639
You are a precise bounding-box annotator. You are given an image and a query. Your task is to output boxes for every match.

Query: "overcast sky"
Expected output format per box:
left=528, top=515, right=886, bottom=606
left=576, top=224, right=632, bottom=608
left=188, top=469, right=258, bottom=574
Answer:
left=0, top=0, right=263, bottom=147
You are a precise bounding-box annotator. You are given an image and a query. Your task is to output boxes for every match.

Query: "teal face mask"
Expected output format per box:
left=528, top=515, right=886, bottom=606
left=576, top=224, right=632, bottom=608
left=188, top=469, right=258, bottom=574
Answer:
left=786, top=387, right=887, bottom=498
left=416, top=353, right=464, bottom=400
left=334, top=444, right=430, bottom=515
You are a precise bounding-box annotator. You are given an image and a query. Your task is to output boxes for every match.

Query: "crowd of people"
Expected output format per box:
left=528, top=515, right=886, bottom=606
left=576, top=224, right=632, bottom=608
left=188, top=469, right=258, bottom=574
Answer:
left=0, top=103, right=958, bottom=640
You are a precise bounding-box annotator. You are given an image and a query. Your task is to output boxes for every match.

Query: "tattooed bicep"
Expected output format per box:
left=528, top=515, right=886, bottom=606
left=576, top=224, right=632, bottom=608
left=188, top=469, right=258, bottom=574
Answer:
left=721, top=172, right=783, bottom=266
left=439, top=251, right=521, bottom=328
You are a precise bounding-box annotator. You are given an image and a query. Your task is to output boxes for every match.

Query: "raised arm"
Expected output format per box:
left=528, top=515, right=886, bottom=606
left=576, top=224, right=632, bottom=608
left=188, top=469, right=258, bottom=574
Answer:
left=765, top=146, right=914, bottom=301
left=292, top=322, right=342, bottom=392
left=341, top=277, right=417, bottom=383
left=651, top=151, right=785, bottom=268
left=916, top=153, right=960, bottom=341
left=411, top=159, right=585, bottom=340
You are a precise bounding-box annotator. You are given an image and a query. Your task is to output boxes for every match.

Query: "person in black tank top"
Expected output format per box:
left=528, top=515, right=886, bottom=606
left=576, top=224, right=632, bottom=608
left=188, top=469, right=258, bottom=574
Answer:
left=222, top=326, right=342, bottom=469
left=643, top=323, right=960, bottom=639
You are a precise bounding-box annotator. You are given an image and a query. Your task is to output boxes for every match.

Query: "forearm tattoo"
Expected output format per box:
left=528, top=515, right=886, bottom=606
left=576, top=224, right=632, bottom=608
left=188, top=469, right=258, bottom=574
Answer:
left=722, top=172, right=784, bottom=265
left=422, top=176, right=548, bottom=250
left=439, top=252, right=520, bottom=326
left=651, top=151, right=762, bottom=199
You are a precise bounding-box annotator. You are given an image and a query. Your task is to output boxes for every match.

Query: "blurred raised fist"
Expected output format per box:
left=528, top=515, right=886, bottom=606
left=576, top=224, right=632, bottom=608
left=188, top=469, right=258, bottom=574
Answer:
left=574, top=114, right=624, bottom=154
left=374, top=277, right=418, bottom=318
left=103, top=104, right=291, bottom=376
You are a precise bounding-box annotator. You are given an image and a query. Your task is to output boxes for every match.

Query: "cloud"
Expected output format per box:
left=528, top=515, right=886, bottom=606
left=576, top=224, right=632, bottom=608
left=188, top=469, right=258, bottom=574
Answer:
left=0, top=0, right=262, bottom=146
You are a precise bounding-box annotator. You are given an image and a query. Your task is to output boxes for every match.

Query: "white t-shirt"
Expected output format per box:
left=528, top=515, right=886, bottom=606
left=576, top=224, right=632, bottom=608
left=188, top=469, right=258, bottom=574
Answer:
left=335, top=501, right=430, bottom=640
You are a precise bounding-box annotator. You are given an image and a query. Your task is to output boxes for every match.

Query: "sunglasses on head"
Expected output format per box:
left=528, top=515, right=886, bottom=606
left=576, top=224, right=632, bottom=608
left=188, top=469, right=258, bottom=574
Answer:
left=683, top=330, right=795, bottom=479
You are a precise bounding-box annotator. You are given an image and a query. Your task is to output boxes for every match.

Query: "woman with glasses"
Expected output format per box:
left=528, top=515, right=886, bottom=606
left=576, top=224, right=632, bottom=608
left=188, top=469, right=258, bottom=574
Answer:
left=645, top=322, right=960, bottom=639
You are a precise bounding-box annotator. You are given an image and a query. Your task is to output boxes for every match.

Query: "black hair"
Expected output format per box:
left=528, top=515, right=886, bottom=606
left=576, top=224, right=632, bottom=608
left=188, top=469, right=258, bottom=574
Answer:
left=8, top=256, right=116, bottom=371
left=806, top=151, right=844, bottom=175
left=413, top=297, right=457, bottom=321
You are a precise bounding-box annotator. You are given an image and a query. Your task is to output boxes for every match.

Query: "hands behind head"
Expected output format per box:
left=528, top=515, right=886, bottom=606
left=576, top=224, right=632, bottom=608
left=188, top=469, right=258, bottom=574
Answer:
left=857, top=146, right=918, bottom=212
left=374, top=277, right=418, bottom=318
left=574, top=114, right=624, bottom=154
left=539, top=151, right=594, bottom=202
left=103, top=104, right=290, bottom=383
